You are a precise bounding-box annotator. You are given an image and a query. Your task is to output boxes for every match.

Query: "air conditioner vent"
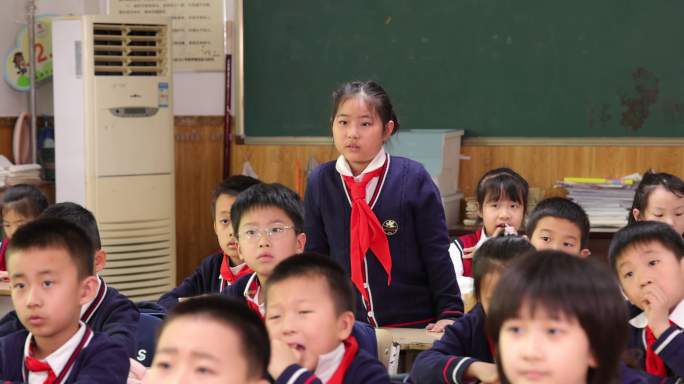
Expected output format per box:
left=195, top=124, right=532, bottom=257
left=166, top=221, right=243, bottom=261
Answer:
left=93, top=23, right=166, bottom=77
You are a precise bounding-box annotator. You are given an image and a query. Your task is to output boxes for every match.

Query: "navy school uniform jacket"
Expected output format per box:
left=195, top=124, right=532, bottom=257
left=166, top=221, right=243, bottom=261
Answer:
left=411, top=303, right=493, bottom=384
left=627, top=320, right=684, bottom=380
left=158, top=251, right=251, bottom=310
left=0, top=276, right=139, bottom=357
left=304, top=156, right=463, bottom=327
left=273, top=336, right=390, bottom=384
left=0, top=329, right=129, bottom=384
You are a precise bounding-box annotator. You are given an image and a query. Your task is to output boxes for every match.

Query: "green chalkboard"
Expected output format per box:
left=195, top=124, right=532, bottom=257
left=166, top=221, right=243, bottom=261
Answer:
left=242, top=1, right=684, bottom=138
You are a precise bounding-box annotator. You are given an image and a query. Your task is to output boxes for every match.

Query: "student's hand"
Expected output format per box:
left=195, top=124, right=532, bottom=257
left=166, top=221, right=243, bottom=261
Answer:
left=465, top=362, right=500, bottom=384
left=462, top=246, right=477, bottom=259
left=426, top=319, right=454, bottom=333
left=268, top=339, right=302, bottom=379
left=127, top=358, right=146, bottom=384
left=643, top=284, right=671, bottom=338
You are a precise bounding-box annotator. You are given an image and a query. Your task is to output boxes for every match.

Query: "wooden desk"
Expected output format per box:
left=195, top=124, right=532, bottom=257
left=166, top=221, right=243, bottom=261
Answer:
left=380, top=327, right=442, bottom=351
left=0, top=281, right=12, bottom=317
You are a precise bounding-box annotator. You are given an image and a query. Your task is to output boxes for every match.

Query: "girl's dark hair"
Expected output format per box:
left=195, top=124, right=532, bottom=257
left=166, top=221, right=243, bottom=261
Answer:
left=486, top=251, right=628, bottom=384
left=1, top=184, right=49, bottom=219
left=472, top=235, right=535, bottom=302
left=159, top=295, right=270, bottom=380
left=476, top=167, right=529, bottom=213
left=628, top=170, right=684, bottom=225
left=330, top=80, right=400, bottom=135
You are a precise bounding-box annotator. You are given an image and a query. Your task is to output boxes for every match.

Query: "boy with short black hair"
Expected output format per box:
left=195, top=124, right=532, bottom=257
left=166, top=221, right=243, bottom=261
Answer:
left=0, top=218, right=129, bottom=383
left=609, top=221, right=684, bottom=379
left=158, top=175, right=260, bottom=310
left=222, top=183, right=306, bottom=318
left=0, top=202, right=140, bottom=358
left=265, top=253, right=389, bottom=383
left=145, top=295, right=270, bottom=384
left=526, top=196, right=591, bottom=257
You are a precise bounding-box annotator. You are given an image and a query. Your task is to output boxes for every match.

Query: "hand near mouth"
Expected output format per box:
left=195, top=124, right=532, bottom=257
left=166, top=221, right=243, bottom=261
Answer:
left=268, top=338, right=303, bottom=379
left=643, top=284, right=670, bottom=338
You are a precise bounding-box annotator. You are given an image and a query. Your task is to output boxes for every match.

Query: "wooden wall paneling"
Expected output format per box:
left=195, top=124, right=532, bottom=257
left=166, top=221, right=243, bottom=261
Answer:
left=0, top=118, right=15, bottom=160
left=174, top=116, right=225, bottom=284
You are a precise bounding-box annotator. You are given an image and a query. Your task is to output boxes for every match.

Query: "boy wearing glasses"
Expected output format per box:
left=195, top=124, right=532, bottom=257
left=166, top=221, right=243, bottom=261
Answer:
left=158, top=175, right=260, bottom=310
left=222, top=183, right=306, bottom=318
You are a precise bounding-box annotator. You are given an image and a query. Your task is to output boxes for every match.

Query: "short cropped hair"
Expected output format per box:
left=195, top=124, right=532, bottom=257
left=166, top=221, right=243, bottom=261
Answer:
left=210, top=175, right=261, bottom=220
left=158, top=295, right=270, bottom=380
left=1, top=184, right=48, bottom=219
left=609, top=221, right=684, bottom=273
left=526, top=197, right=591, bottom=248
left=472, top=235, right=535, bottom=302
left=230, top=183, right=304, bottom=236
left=7, top=217, right=95, bottom=279
left=486, top=251, right=628, bottom=384
left=41, top=202, right=102, bottom=250
left=265, top=252, right=355, bottom=315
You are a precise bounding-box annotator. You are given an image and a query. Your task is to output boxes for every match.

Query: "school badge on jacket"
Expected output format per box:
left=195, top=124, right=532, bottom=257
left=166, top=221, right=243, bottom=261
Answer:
left=382, top=219, right=398, bottom=236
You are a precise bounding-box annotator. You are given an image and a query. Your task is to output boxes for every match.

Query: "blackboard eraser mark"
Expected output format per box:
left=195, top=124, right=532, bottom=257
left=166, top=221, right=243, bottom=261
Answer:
left=619, top=67, right=659, bottom=131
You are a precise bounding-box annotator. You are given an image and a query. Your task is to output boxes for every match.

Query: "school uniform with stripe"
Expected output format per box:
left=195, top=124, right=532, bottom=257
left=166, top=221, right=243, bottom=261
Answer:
left=627, top=299, right=684, bottom=380
left=222, top=272, right=265, bottom=319
left=0, top=276, right=139, bottom=357
left=273, top=336, right=389, bottom=384
left=410, top=303, right=494, bottom=384
left=0, top=323, right=129, bottom=384
left=304, top=150, right=463, bottom=327
left=158, top=251, right=252, bottom=310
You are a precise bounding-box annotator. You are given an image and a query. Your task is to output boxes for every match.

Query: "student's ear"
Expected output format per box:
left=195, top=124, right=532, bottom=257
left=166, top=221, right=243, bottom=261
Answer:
left=632, top=208, right=642, bottom=222
left=78, top=275, right=99, bottom=306
left=295, top=232, right=306, bottom=254
left=588, top=352, right=598, bottom=368
left=94, top=249, right=107, bottom=273
left=579, top=248, right=591, bottom=258
left=382, top=120, right=395, bottom=141
left=336, top=311, right=355, bottom=341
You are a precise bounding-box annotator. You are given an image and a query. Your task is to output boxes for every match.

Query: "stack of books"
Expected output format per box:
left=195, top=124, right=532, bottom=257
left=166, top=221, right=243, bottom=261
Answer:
left=1, top=164, right=42, bottom=187
left=556, top=177, right=638, bottom=230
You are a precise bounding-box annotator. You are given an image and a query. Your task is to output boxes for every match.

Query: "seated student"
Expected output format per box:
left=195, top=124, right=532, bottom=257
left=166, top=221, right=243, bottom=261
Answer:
left=609, top=221, right=684, bottom=379
left=629, top=170, right=684, bottom=236
left=145, top=295, right=269, bottom=384
left=450, top=168, right=528, bottom=279
left=486, top=251, right=629, bottom=384
left=265, top=253, right=389, bottom=383
left=0, top=184, right=49, bottom=271
left=525, top=197, right=591, bottom=257
left=0, top=218, right=129, bottom=383
left=222, top=183, right=306, bottom=318
left=411, top=235, right=534, bottom=384
left=158, top=175, right=260, bottom=310
left=0, top=202, right=140, bottom=359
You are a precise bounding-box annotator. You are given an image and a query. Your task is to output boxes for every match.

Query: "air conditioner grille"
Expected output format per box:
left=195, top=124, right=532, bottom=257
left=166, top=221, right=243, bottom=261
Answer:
left=93, top=23, right=167, bottom=77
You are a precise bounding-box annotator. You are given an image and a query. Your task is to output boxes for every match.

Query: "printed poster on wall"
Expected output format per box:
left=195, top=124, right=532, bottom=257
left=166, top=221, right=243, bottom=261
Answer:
left=108, top=0, right=225, bottom=71
left=3, top=15, right=54, bottom=92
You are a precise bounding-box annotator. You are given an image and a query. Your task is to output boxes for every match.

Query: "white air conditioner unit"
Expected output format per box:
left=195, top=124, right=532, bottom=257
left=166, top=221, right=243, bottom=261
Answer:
left=53, top=15, right=175, bottom=301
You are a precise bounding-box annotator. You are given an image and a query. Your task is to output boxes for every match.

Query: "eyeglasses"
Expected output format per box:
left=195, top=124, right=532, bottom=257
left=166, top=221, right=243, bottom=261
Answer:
left=238, top=225, right=295, bottom=242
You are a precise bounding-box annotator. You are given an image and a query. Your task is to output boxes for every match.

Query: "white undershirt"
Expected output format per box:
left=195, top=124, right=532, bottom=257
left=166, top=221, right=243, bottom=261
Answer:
left=335, top=148, right=386, bottom=204
left=24, top=322, right=90, bottom=384
left=313, top=342, right=345, bottom=383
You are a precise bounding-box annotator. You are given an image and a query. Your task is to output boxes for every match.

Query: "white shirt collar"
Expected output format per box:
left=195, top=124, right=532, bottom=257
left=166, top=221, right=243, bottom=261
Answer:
left=335, top=148, right=386, bottom=180
left=24, top=321, right=90, bottom=383
left=243, top=273, right=265, bottom=316
left=79, top=275, right=102, bottom=319
left=229, top=263, right=246, bottom=275
left=475, top=227, right=489, bottom=249
left=629, top=298, right=684, bottom=328
left=314, top=342, right=345, bottom=382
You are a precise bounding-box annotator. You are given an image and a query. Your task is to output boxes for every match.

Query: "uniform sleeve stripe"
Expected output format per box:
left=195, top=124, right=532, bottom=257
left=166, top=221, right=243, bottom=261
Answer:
left=452, top=357, right=473, bottom=384
left=286, top=368, right=309, bottom=384
left=442, top=356, right=458, bottom=383
left=655, top=329, right=683, bottom=354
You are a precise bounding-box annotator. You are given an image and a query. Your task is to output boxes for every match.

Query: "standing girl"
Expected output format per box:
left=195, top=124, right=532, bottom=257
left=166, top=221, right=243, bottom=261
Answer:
left=304, top=80, right=462, bottom=328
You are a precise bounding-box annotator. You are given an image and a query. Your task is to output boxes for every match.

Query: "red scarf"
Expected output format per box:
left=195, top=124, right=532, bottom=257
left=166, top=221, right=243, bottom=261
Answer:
left=24, top=327, right=93, bottom=384
left=326, top=336, right=359, bottom=384
left=0, top=238, right=8, bottom=271
left=342, top=167, right=392, bottom=307
left=645, top=325, right=668, bottom=377
left=219, top=254, right=252, bottom=291
left=243, top=274, right=264, bottom=320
